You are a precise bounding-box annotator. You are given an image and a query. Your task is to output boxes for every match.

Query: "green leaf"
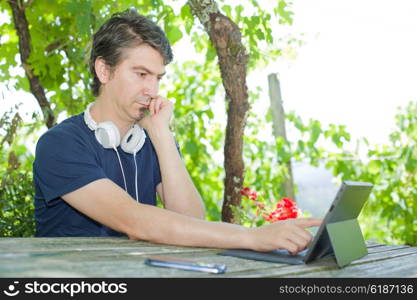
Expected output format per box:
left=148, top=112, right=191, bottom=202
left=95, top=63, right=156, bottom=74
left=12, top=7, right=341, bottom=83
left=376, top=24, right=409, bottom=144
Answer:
left=205, top=45, right=216, bottom=62
left=236, top=5, right=244, bottom=17
left=180, top=5, right=193, bottom=34
left=166, top=26, right=183, bottom=45
left=276, top=0, right=294, bottom=25
left=222, top=5, right=232, bottom=17
left=205, top=109, right=214, bottom=120
left=180, top=4, right=192, bottom=20
left=309, top=120, right=322, bottom=145
left=185, top=140, right=198, bottom=156
left=368, top=160, right=381, bottom=175
left=255, top=29, right=265, bottom=40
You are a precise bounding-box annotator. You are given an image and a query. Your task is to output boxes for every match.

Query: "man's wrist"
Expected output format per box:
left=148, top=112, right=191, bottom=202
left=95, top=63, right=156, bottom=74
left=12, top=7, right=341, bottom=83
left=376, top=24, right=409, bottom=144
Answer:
left=232, top=226, right=253, bottom=250
left=146, top=125, right=173, bottom=146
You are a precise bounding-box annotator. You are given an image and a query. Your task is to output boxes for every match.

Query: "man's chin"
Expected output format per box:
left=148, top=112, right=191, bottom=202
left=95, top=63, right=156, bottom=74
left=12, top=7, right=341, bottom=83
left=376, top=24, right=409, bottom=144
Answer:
left=134, top=115, right=145, bottom=123
left=134, top=109, right=148, bottom=122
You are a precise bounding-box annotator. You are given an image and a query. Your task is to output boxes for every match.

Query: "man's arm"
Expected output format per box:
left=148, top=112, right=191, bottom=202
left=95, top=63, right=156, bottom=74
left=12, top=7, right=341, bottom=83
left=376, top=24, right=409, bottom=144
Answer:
left=153, top=131, right=205, bottom=219
left=63, top=179, right=244, bottom=247
left=143, top=97, right=205, bottom=219
left=62, top=178, right=321, bottom=253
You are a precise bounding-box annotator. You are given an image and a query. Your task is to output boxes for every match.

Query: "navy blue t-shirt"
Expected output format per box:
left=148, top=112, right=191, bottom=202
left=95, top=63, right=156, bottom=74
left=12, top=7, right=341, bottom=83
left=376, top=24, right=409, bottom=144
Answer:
left=33, top=112, right=162, bottom=237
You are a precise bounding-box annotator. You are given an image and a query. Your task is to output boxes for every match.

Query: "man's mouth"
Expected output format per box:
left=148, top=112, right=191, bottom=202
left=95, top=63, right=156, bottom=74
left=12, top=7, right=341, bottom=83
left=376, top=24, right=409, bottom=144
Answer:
left=138, top=103, right=150, bottom=108
left=137, top=96, right=151, bottom=106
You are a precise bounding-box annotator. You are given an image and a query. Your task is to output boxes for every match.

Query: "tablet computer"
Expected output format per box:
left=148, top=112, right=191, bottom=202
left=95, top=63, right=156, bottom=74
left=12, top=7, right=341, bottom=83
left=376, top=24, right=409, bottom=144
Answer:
left=218, top=181, right=373, bottom=267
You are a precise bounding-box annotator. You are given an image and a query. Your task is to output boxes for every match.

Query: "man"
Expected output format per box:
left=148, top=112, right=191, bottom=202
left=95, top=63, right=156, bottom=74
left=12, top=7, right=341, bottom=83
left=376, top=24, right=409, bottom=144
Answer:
left=33, top=9, right=320, bottom=254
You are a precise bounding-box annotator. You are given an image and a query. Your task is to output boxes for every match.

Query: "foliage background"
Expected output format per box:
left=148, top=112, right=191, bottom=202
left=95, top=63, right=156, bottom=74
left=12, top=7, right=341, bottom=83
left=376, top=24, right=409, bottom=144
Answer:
left=0, top=0, right=415, bottom=246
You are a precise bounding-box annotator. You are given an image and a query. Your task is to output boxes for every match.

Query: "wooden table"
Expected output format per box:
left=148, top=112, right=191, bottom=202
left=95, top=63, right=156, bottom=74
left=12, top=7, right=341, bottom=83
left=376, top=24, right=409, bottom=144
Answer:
left=0, top=237, right=416, bottom=277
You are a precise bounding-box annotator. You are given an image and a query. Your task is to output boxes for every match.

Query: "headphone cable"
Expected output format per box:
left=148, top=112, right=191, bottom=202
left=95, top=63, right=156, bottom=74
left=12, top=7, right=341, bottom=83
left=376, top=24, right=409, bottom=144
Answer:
left=113, top=146, right=128, bottom=194
left=134, top=151, right=139, bottom=202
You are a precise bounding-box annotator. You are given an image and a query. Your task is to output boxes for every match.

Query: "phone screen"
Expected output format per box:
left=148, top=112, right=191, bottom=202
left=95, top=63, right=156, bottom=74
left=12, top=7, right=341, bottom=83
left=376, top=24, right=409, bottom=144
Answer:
left=144, top=256, right=227, bottom=274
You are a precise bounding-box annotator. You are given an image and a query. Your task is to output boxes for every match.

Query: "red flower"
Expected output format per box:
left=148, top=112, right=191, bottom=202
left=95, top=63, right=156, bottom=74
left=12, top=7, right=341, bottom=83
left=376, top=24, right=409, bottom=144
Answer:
left=276, top=197, right=295, bottom=209
left=241, top=187, right=251, bottom=197
left=249, top=191, right=258, bottom=201
left=240, top=187, right=258, bottom=201
left=263, top=197, right=299, bottom=223
left=241, top=187, right=301, bottom=223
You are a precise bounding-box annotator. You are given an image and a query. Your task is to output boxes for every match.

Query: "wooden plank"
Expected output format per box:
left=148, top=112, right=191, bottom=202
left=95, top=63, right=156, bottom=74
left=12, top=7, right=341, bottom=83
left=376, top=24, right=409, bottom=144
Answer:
left=296, top=252, right=417, bottom=278
left=365, top=240, right=386, bottom=247
left=0, top=238, right=394, bottom=253
left=216, top=246, right=417, bottom=278
left=190, top=245, right=417, bottom=278
left=0, top=237, right=211, bottom=254
left=367, top=244, right=411, bottom=254
left=0, top=238, right=223, bottom=277
left=0, top=249, right=223, bottom=278
left=347, top=246, right=417, bottom=265
left=0, top=237, right=140, bottom=252
left=0, top=243, right=298, bottom=278
left=0, top=238, right=416, bottom=278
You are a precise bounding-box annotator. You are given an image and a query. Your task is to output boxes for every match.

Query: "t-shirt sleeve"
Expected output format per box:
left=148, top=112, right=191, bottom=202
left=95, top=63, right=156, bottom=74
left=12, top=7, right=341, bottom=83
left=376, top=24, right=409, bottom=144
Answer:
left=33, top=127, right=107, bottom=204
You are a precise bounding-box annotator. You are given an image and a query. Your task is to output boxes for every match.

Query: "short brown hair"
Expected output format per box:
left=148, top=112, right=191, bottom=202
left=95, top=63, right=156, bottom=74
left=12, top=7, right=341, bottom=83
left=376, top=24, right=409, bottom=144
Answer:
left=89, top=9, right=173, bottom=96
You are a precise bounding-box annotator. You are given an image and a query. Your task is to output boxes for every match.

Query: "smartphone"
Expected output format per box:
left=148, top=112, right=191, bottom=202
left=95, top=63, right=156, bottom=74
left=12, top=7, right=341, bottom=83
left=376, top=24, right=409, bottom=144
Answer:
left=144, top=256, right=227, bottom=274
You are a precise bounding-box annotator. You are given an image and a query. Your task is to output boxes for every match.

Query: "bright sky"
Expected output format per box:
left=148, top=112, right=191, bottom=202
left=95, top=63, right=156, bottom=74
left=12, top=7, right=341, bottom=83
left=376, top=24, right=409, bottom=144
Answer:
left=2, top=0, right=417, bottom=151
left=261, top=0, right=417, bottom=146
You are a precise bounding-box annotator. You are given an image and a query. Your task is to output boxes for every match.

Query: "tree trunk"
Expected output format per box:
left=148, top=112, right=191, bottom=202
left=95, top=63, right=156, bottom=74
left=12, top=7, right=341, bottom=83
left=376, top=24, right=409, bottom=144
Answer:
left=8, top=0, right=55, bottom=128
left=188, top=0, right=250, bottom=223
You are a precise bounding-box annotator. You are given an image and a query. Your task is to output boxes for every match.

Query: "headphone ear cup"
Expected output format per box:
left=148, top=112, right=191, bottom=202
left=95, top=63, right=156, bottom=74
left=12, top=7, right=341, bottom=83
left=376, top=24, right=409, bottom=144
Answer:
left=121, top=125, right=146, bottom=154
left=83, top=103, right=97, bottom=130
left=95, top=121, right=121, bottom=149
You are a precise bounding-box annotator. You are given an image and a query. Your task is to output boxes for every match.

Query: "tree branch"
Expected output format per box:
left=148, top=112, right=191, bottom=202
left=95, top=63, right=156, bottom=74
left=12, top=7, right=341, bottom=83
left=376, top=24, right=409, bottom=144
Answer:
left=22, top=0, right=33, bottom=10
left=8, top=0, right=56, bottom=128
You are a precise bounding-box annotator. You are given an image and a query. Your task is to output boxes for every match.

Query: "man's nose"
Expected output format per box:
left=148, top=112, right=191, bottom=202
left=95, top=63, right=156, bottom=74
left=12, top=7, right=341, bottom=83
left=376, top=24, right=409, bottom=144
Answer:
left=143, top=78, right=159, bottom=98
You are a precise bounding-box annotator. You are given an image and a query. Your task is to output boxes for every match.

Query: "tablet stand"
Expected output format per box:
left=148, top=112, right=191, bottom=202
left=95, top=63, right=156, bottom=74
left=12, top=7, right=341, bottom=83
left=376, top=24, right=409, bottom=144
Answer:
left=326, top=218, right=368, bottom=267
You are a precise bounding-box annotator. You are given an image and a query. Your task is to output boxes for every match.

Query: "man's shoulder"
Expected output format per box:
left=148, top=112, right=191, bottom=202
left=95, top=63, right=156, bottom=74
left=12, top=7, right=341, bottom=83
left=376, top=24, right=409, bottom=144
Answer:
left=42, top=113, right=85, bottom=137
left=37, top=113, right=88, bottom=148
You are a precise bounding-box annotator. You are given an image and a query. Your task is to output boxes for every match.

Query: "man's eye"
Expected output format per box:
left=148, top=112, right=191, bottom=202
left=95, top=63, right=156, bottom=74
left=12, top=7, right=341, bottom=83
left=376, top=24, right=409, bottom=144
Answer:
left=136, top=72, right=146, bottom=77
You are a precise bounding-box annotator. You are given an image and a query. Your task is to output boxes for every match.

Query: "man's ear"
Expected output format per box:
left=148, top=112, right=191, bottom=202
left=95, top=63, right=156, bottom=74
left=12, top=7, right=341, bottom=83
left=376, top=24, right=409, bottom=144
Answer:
left=95, top=57, right=111, bottom=84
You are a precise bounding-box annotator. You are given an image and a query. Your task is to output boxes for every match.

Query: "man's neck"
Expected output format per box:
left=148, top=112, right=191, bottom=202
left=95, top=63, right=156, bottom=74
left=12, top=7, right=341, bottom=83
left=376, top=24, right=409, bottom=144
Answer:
left=90, top=98, right=133, bottom=137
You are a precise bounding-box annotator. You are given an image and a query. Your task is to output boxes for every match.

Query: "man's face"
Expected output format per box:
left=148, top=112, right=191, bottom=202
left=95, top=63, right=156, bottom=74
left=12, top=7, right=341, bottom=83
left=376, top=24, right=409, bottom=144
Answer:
left=101, top=44, right=166, bottom=122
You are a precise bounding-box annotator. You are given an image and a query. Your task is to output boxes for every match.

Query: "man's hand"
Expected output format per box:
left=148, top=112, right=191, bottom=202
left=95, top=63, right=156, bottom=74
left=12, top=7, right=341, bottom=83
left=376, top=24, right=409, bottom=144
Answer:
left=138, top=96, right=173, bottom=131
left=137, top=95, right=206, bottom=220
left=246, top=218, right=322, bottom=254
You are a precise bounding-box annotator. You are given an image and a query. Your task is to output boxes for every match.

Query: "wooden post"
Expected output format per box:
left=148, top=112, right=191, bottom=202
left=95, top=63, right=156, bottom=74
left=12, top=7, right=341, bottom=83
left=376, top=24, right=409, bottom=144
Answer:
left=267, top=73, right=295, bottom=200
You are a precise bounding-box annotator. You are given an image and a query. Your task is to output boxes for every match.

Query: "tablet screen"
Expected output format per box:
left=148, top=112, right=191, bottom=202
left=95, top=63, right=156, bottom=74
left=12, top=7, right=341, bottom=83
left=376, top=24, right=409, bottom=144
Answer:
left=304, top=181, right=373, bottom=263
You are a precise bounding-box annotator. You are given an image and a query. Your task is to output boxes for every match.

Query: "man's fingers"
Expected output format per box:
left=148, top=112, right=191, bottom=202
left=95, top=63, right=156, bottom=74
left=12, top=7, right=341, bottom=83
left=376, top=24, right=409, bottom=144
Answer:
left=294, top=218, right=323, bottom=228
left=286, top=235, right=308, bottom=253
left=155, top=97, right=162, bottom=114
left=278, top=240, right=299, bottom=255
left=149, top=98, right=156, bottom=115
left=148, top=96, right=166, bottom=115
left=292, top=226, right=314, bottom=243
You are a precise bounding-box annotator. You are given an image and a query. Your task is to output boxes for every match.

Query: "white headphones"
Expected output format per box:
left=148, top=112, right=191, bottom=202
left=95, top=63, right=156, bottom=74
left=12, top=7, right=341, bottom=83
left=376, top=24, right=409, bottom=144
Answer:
left=83, top=102, right=146, bottom=202
left=83, top=102, right=146, bottom=154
